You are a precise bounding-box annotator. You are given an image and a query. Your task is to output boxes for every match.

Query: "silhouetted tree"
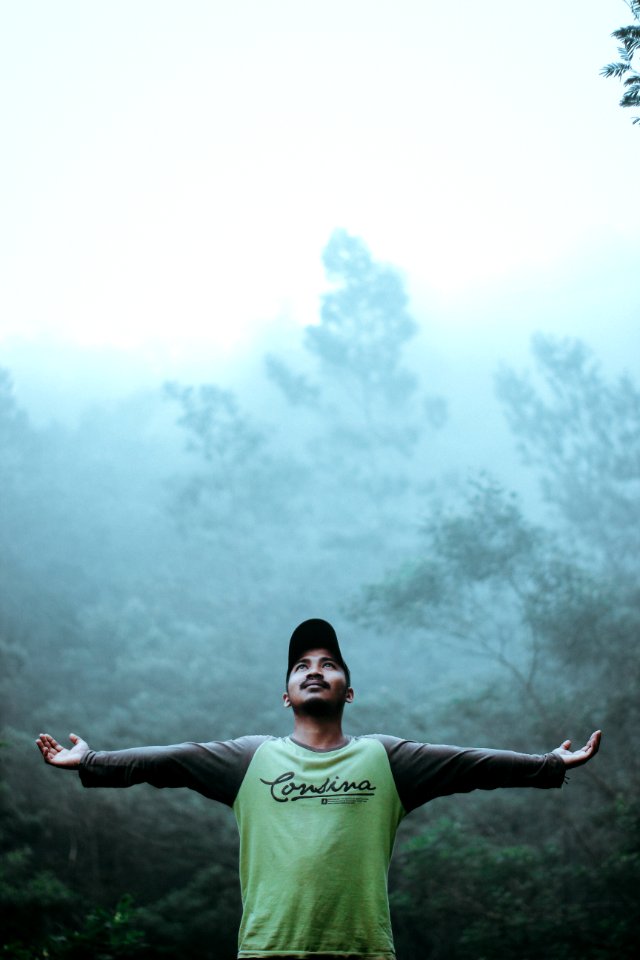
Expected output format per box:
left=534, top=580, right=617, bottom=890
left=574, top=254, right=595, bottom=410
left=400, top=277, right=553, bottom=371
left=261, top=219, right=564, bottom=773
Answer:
left=309, top=229, right=418, bottom=409
left=267, top=230, right=446, bottom=458
left=495, top=334, right=640, bottom=565
left=349, top=334, right=640, bottom=959
left=601, top=0, right=640, bottom=123
left=0, top=367, right=35, bottom=516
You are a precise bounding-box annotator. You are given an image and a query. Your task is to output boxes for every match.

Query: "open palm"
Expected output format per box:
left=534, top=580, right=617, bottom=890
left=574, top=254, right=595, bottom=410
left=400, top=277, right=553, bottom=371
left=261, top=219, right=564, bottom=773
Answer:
left=36, top=732, right=89, bottom=768
left=552, top=730, right=601, bottom=768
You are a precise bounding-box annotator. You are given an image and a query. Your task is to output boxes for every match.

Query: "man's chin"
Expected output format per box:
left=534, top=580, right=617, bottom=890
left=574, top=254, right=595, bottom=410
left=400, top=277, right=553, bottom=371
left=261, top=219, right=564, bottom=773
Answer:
left=296, top=697, right=341, bottom=717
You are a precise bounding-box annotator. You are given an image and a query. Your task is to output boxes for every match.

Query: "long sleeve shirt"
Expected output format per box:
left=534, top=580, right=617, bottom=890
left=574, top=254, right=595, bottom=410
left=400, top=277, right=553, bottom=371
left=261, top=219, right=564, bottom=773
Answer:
left=80, top=734, right=565, bottom=959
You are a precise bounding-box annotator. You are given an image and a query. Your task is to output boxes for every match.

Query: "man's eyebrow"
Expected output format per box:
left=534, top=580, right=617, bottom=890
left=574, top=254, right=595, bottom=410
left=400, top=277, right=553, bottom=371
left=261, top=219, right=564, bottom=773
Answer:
left=294, top=655, right=336, bottom=664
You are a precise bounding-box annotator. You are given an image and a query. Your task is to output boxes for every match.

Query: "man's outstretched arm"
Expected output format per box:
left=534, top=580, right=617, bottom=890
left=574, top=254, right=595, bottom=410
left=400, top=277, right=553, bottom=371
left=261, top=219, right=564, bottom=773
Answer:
left=35, top=730, right=270, bottom=806
left=372, top=729, right=602, bottom=811
left=552, top=729, right=602, bottom=768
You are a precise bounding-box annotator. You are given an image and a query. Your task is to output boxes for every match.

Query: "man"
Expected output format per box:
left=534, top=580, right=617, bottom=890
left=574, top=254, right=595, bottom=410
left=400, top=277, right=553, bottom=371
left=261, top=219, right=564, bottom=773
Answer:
left=36, top=618, right=601, bottom=960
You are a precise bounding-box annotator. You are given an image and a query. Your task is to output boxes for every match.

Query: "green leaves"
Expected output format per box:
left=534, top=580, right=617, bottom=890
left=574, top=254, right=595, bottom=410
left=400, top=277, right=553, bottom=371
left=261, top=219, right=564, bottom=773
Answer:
left=3, top=896, right=147, bottom=959
left=601, top=60, right=633, bottom=79
left=602, top=3, right=640, bottom=123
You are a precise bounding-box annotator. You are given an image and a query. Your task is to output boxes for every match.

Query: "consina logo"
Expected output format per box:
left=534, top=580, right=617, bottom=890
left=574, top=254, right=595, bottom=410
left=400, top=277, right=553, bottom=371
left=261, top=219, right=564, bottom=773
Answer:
left=260, top=771, right=377, bottom=803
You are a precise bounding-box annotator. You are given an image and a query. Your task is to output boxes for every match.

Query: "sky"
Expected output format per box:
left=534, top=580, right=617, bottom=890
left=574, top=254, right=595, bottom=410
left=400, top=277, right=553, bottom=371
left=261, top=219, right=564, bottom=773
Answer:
left=1, top=0, right=638, bottom=413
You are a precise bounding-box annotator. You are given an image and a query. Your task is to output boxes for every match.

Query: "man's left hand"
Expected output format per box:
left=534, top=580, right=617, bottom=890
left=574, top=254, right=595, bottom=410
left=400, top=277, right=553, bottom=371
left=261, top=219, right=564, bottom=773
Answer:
left=553, top=730, right=602, bottom=767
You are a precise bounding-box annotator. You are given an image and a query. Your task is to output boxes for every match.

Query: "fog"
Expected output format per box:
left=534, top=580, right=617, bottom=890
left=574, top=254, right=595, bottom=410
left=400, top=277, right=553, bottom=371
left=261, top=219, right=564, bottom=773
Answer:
left=1, top=2, right=639, bottom=958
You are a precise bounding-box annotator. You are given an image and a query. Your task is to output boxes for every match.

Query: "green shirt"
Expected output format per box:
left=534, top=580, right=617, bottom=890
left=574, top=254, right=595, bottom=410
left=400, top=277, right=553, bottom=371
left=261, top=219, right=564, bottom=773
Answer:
left=234, top=736, right=403, bottom=958
left=80, top=733, right=565, bottom=958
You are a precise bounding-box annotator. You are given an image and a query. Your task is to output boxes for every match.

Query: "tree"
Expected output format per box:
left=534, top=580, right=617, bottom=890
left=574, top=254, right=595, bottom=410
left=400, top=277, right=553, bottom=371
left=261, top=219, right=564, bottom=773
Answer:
left=347, top=334, right=640, bottom=957
left=164, top=380, right=298, bottom=536
left=308, top=229, right=418, bottom=411
left=266, top=230, right=446, bottom=459
left=352, top=478, right=593, bottom=729
left=495, top=334, right=640, bottom=567
left=352, top=468, right=639, bottom=955
left=601, top=0, right=640, bottom=124
left=350, top=468, right=638, bottom=956
left=0, top=367, right=36, bottom=525
left=390, top=810, right=639, bottom=960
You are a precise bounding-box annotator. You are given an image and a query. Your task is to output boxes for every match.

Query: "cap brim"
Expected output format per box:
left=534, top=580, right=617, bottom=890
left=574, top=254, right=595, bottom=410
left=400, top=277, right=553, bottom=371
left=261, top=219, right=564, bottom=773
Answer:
left=288, top=619, right=345, bottom=674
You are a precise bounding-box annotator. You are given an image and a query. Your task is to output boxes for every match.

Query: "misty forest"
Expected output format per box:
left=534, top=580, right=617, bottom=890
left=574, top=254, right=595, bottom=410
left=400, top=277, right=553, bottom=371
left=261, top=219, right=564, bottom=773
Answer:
left=1, top=227, right=638, bottom=959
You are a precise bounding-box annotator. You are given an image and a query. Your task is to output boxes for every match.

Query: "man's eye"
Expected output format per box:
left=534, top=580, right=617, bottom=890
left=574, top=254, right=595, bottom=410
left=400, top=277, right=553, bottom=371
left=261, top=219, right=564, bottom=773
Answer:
left=323, top=661, right=336, bottom=668
left=295, top=663, right=306, bottom=671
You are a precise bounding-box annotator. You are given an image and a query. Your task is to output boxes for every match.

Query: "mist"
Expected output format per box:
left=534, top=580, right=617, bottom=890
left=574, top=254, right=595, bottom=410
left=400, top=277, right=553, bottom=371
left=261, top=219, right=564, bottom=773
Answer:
left=2, top=2, right=639, bottom=958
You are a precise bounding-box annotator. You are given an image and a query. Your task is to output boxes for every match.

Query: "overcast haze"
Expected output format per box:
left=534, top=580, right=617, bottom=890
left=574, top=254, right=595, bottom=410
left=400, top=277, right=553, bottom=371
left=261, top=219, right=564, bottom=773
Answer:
left=3, top=5, right=639, bottom=956
left=1, top=0, right=638, bottom=420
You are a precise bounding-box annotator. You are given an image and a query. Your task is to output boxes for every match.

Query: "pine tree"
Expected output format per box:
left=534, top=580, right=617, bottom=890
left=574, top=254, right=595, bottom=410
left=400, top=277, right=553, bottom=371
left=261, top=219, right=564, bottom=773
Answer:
left=601, top=0, right=640, bottom=123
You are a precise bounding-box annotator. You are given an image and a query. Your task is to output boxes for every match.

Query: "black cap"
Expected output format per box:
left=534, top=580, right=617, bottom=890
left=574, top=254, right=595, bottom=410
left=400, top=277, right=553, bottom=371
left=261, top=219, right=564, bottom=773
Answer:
left=287, top=619, right=350, bottom=686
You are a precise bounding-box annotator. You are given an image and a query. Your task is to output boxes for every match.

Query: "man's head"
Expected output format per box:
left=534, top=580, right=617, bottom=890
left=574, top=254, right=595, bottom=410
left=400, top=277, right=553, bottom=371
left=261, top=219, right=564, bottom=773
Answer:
left=286, top=619, right=350, bottom=687
left=283, top=619, right=353, bottom=715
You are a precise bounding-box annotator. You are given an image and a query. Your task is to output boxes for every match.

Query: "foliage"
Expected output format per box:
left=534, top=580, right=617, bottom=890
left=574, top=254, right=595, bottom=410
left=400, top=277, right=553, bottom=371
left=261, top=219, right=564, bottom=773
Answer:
left=353, top=330, right=640, bottom=956
left=495, top=334, right=640, bottom=563
left=354, top=479, right=559, bottom=721
left=163, top=380, right=275, bottom=525
left=391, top=809, right=639, bottom=960
left=266, top=229, right=446, bottom=459
left=601, top=1, right=640, bottom=124
left=263, top=354, right=320, bottom=407
left=0, top=369, right=31, bottom=477
left=308, top=228, right=418, bottom=409
left=2, top=896, right=146, bottom=959
left=0, top=368, right=39, bottom=545
left=137, top=863, right=240, bottom=959
left=1, top=237, right=637, bottom=959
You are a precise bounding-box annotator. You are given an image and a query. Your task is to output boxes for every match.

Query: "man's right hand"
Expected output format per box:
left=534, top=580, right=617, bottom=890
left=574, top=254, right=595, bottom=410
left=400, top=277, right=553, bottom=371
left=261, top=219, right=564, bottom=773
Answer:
left=36, top=732, right=90, bottom=769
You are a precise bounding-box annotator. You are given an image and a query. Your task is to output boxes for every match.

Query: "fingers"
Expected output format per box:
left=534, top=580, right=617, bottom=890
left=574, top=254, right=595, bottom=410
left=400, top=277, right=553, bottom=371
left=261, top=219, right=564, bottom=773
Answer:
left=36, top=733, right=57, bottom=759
left=69, top=733, right=88, bottom=751
left=558, top=732, right=602, bottom=756
left=35, top=733, right=66, bottom=763
left=36, top=741, right=55, bottom=763
left=586, top=730, right=602, bottom=755
left=557, top=729, right=602, bottom=767
left=36, top=731, right=88, bottom=770
left=578, top=730, right=601, bottom=757
left=38, top=733, right=62, bottom=752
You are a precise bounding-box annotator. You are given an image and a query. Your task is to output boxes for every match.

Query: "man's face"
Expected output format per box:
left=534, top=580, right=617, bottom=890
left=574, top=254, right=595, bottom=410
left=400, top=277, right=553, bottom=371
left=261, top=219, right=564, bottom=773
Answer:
left=283, top=647, right=354, bottom=713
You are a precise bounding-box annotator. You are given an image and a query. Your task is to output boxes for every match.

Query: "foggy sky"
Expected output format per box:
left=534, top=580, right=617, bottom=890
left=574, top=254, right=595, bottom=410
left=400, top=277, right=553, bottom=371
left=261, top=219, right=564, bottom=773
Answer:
left=0, top=0, right=638, bottom=422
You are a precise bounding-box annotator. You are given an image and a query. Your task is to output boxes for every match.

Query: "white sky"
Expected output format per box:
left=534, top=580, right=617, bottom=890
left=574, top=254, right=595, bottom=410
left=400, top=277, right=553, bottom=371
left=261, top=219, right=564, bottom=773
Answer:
left=0, top=0, right=638, bottom=374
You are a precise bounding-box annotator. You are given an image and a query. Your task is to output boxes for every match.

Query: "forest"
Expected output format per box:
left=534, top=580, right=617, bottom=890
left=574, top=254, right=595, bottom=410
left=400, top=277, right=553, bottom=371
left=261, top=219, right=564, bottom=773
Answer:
left=1, top=230, right=638, bottom=959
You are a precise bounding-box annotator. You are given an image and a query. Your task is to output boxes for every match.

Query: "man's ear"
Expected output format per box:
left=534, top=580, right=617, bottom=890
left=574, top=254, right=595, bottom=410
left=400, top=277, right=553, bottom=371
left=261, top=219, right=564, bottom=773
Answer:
left=345, top=687, right=354, bottom=704
left=282, top=692, right=291, bottom=708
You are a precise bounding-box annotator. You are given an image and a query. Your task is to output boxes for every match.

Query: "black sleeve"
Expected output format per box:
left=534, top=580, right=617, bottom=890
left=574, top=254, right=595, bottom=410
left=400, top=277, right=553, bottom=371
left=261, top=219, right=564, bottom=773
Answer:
left=78, top=735, right=270, bottom=806
left=369, top=735, right=566, bottom=812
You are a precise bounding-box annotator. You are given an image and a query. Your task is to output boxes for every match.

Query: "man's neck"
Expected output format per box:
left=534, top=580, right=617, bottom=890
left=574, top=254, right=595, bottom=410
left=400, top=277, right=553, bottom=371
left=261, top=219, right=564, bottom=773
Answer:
left=290, top=714, right=348, bottom=751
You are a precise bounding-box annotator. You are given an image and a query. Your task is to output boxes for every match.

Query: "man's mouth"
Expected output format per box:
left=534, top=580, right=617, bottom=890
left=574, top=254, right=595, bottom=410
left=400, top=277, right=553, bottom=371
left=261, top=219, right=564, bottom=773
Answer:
left=302, top=680, right=329, bottom=689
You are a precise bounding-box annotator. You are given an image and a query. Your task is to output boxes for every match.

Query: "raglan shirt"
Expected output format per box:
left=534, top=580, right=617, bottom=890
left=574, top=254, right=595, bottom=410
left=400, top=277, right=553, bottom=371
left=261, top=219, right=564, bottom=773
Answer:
left=79, top=735, right=566, bottom=959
